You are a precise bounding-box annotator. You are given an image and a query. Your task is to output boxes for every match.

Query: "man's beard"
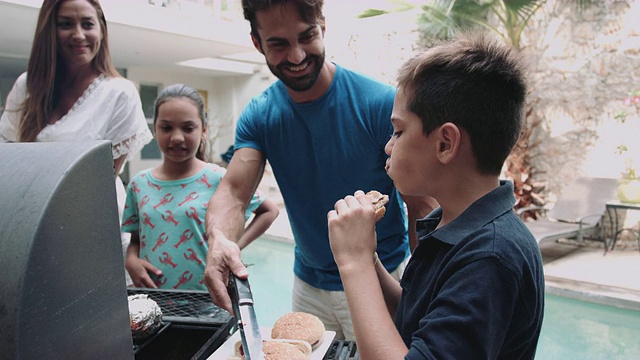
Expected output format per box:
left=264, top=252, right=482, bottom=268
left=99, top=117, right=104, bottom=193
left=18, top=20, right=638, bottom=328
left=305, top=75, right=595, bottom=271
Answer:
left=267, top=50, right=325, bottom=92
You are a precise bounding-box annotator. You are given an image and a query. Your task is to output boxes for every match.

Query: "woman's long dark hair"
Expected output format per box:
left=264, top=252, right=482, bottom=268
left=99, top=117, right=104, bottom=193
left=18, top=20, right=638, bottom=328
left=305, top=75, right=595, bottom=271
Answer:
left=18, top=0, right=119, bottom=142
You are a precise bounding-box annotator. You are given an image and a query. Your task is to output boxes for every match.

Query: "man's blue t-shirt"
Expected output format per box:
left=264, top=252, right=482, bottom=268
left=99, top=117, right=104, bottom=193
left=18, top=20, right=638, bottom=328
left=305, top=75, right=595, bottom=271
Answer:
left=396, top=181, right=545, bottom=359
left=235, top=64, right=409, bottom=290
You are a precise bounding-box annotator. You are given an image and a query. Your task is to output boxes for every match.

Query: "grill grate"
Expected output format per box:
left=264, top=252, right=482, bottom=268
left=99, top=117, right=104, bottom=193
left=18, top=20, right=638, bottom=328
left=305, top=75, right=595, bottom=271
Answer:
left=323, top=340, right=358, bottom=360
left=128, top=288, right=232, bottom=325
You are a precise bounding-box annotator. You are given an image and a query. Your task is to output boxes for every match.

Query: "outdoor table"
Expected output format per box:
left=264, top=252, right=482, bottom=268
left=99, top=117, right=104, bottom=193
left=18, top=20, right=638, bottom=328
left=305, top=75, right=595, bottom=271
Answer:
left=605, top=200, right=640, bottom=252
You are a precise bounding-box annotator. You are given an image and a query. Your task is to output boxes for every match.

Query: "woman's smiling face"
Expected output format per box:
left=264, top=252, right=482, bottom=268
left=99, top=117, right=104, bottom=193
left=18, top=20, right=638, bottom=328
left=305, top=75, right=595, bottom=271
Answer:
left=55, top=0, right=103, bottom=70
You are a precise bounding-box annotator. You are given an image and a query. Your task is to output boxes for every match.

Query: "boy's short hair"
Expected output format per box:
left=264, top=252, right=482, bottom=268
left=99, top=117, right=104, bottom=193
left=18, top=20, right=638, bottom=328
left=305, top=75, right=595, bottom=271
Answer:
left=397, top=32, right=528, bottom=175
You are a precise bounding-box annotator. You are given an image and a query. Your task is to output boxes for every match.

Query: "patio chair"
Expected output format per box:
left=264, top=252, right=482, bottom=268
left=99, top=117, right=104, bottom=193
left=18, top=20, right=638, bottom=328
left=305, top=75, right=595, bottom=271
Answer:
left=516, top=177, right=618, bottom=246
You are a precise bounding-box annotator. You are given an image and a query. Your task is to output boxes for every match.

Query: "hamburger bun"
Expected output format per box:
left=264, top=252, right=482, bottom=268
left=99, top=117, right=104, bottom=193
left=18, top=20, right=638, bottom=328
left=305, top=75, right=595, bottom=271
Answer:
left=263, top=339, right=312, bottom=360
left=365, top=190, right=389, bottom=222
left=232, top=339, right=312, bottom=360
left=271, top=312, right=325, bottom=349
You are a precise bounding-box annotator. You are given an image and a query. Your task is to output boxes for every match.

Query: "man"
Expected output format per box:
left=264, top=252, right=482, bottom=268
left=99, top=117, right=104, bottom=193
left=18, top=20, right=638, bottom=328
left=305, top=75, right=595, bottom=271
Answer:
left=203, top=0, right=437, bottom=341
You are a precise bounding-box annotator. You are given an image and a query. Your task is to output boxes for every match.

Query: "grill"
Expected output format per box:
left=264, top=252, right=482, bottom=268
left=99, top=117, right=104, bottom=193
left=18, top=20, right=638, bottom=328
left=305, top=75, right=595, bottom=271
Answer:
left=128, top=288, right=234, bottom=360
left=0, top=141, right=233, bottom=360
left=324, top=340, right=359, bottom=360
left=128, top=288, right=232, bottom=325
left=1, top=141, right=133, bottom=359
left=0, top=141, right=360, bottom=360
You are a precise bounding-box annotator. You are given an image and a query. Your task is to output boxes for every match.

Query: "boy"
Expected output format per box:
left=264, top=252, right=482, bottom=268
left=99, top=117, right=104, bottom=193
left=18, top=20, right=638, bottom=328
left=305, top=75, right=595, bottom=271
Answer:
left=328, top=32, right=545, bottom=359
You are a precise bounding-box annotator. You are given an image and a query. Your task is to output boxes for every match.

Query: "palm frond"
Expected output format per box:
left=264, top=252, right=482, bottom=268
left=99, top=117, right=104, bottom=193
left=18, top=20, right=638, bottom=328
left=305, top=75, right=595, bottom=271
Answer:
left=357, top=9, right=392, bottom=19
left=357, top=0, right=418, bottom=19
left=417, top=0, right=493, bottom=41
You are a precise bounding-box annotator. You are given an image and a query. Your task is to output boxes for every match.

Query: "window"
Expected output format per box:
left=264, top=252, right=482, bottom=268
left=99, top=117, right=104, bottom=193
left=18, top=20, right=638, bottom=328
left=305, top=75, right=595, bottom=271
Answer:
left=139, top=83, right=162, bottom=159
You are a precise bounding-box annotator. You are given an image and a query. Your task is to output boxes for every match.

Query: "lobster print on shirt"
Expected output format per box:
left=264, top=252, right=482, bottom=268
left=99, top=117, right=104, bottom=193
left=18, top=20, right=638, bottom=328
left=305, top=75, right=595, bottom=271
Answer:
left=122, top=164, right=264, bottom=290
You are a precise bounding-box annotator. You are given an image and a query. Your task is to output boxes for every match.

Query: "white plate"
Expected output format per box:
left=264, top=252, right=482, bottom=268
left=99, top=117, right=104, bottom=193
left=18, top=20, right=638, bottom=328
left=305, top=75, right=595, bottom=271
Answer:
left=207, top=326, right=336, bottom=360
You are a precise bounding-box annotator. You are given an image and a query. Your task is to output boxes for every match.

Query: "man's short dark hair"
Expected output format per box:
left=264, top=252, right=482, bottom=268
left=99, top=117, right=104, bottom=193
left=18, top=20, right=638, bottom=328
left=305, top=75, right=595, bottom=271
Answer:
left=242, top=0, right=325, bottom=45
left=397, top=32, right=528, bottom=175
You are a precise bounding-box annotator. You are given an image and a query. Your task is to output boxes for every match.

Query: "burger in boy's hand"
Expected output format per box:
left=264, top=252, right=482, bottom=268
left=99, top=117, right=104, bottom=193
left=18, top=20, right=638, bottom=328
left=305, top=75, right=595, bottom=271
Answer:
left=365, top=190, right=389, bottom=222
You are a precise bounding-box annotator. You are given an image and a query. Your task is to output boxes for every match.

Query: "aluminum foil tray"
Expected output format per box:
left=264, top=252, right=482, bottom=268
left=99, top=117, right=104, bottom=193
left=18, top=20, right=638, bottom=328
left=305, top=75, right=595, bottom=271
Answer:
left=127, top=288, right=232, bottom=325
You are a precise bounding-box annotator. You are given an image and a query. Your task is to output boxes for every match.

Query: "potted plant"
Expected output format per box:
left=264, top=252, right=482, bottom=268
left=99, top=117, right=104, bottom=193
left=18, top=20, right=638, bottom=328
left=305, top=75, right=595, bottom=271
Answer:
left=615, top=91, right=640, bottom=203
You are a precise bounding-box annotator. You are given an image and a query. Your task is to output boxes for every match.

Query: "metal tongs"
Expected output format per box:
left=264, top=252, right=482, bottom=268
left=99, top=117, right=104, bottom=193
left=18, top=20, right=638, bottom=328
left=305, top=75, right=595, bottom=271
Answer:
left=229, top=274, right=264, bottom=360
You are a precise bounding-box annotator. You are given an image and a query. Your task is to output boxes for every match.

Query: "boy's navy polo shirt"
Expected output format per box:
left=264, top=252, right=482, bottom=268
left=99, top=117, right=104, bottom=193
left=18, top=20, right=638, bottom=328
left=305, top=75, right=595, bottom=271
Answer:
left=395, top=181, right=545, bottom=360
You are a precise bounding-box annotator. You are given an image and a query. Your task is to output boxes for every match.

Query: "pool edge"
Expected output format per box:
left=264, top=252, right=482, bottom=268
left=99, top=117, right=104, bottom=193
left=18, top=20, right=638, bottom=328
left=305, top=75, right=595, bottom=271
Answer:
left=545, top=275, right=640, bottom=311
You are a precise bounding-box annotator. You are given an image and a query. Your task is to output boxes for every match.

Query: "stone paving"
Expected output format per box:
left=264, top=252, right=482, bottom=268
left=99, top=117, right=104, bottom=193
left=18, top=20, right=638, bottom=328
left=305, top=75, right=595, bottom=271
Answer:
left=541, top=241, right=640, bottom=310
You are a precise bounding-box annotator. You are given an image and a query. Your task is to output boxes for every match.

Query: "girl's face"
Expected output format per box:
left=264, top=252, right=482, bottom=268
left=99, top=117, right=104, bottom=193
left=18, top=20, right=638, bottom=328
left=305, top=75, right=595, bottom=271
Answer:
left=154, top=98, right=206, bottom=165
left=56, top=0, right=103, bottom=70
left=385, top=86, right=435, bottom=196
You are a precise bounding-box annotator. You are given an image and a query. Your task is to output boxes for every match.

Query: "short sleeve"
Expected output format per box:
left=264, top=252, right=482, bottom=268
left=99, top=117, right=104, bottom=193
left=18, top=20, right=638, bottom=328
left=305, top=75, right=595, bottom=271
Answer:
left=0, top=72, right=28, bottom=142
left=372, top=85, right=396, bottom=148
left=407, top=258, right=520, bottom=359
left=105, top=79, right=153, bottom=160
left=121, top=177, right=141, bottom=233
left=235, top=96, right=266, bottom=153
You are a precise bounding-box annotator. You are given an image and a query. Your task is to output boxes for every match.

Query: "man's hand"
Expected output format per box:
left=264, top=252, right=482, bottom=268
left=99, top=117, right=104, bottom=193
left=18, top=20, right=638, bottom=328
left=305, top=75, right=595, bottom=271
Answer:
left=126, top=256, right=162, bottom=288
left=204, top=228, right=249, bottom=314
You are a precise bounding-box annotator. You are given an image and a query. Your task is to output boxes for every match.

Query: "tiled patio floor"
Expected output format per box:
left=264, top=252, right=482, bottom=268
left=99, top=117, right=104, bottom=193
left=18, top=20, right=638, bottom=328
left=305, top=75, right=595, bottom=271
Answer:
left=541, top=241, right=640, bottom=310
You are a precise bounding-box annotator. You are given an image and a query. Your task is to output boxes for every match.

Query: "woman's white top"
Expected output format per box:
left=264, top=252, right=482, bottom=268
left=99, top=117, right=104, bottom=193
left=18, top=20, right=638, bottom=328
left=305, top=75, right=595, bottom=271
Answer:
left=1, top=72, right=154, bottom=284
left=0, top=72, right=152, bottom=160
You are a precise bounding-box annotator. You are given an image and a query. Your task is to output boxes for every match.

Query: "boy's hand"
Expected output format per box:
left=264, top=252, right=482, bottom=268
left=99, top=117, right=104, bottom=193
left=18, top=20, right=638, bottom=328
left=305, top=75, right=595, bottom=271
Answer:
left=328, top=190, right=378, bottom=271
left=125, top=256, right=162, bottom=288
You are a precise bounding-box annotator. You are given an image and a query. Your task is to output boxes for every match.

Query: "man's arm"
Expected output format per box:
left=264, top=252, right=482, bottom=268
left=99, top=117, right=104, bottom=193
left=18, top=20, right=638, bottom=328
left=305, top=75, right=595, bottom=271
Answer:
left=402, top=194, right=439, bottom=251
left=204, top=148, right=266, bottom=313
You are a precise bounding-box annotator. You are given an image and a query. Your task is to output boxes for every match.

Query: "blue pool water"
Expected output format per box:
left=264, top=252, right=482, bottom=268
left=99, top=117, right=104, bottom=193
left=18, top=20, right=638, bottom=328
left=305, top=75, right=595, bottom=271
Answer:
left=242, top=236, right=640, bottom=358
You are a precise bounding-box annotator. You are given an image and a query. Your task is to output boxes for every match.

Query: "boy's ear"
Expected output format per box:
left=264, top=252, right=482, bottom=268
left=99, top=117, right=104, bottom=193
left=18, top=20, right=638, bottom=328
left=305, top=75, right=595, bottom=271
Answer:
left=435, top=122, right=461, bottom=164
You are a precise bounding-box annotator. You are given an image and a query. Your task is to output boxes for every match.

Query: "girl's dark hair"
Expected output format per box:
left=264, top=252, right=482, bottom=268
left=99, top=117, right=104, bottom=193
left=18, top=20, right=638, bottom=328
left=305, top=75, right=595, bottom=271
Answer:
left=153, top=84, right=209, bottom=161
left=19, top=0, right=119, bottom=142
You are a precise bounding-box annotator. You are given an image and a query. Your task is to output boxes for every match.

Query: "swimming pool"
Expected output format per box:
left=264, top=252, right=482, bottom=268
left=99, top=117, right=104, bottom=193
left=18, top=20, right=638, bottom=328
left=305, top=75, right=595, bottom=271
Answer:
left=241, top=236, right=640, bottom=358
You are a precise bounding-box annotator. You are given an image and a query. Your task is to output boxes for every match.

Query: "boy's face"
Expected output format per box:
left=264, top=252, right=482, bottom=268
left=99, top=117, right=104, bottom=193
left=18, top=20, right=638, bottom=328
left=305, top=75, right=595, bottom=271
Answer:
left=385, top=87, right=435, bottom=196
left=251, top=1, right=326, bottom=92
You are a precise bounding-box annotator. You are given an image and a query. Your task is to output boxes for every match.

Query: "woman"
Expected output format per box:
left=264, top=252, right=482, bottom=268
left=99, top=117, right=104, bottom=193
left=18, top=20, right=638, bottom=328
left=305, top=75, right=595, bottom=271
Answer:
left=0, top=0, right=153, bottom=283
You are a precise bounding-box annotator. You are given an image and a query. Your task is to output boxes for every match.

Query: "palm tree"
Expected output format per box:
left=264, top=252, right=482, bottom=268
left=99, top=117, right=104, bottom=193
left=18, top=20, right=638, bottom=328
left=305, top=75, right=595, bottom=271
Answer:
left=359, top=0, right=592, bottom=219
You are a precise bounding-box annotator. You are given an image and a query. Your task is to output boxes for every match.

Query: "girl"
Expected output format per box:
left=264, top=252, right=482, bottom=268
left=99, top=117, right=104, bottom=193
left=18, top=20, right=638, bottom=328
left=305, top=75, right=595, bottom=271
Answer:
left=122, top=84, right=278, bottom=290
